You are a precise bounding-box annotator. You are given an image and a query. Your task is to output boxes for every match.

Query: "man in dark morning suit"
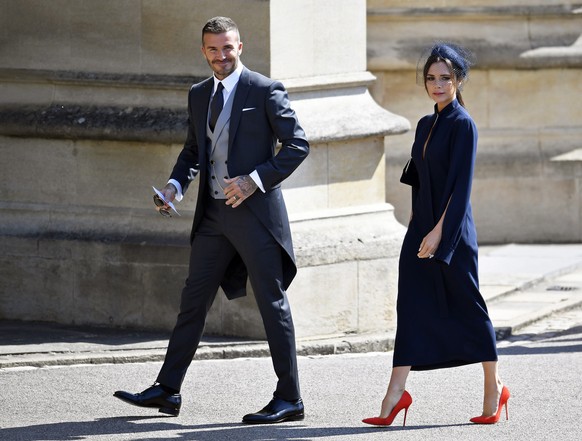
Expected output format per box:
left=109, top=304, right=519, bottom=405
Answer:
left=113, top=16, right=309, bottom=424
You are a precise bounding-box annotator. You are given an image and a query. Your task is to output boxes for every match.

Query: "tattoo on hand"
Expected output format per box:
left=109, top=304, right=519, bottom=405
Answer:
left=237, top=175, right=258, bottom=198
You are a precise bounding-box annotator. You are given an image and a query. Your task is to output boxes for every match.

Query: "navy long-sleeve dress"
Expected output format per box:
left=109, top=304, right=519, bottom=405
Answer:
left=393, top=99, right=498, bottom=370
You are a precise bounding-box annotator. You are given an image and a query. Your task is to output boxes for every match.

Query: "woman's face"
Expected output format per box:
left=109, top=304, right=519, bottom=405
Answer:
left=425, top=61, right=458, bottom=111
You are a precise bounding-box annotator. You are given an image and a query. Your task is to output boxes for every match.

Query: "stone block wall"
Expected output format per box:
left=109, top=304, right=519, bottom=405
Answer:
left=0, top=0, right=409, bottom=337
left=368, top=0, right=582, bottom=243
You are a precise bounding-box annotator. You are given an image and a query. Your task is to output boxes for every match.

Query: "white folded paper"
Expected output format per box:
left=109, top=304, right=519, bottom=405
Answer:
left=152, top=186, right=180, bottom=216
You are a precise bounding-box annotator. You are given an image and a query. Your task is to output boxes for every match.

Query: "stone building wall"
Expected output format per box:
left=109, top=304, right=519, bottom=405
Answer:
left=3, top=0, right=580, bottom=335
left=0, top=0, right=408, bottom=336
left=368, top=0, right=582, bottom=243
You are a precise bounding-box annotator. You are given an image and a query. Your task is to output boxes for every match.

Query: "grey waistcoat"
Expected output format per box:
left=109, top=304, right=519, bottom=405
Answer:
left=206, top=84, right=237, bottom=199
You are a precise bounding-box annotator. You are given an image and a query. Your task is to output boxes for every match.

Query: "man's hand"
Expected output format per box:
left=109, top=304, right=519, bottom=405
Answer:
left=224, top=175, right=258, bottom=208
left=160, top=183, right=177, bottom=205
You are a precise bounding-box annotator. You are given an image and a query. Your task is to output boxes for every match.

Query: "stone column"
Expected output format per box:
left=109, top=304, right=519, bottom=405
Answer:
left=0, top=0, right=409, bottom=339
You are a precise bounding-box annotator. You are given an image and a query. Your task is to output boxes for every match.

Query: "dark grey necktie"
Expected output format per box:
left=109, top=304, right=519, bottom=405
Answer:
left=209, top=82, right=224, bottom=132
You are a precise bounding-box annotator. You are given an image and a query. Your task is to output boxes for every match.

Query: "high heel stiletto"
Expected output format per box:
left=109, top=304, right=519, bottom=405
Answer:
left=362, top=390, right=413, bottom=427
left=470, top=386, right=510, bottom=424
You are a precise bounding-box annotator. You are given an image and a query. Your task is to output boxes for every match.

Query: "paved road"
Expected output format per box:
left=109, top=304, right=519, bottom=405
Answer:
left=1, top=307, right=581, bottom=441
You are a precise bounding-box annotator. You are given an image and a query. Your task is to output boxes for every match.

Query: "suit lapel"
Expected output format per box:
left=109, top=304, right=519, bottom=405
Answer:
left=228, top=68, right=251, bottom=151
left=193, top=79, right=213, bottom=162
left=196, top=79, right=213, bottom=137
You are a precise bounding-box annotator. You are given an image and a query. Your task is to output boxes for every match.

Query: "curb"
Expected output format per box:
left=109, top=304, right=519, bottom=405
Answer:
left=0, top=333, right=396, bottom=370
left=3, top=298, right=582, bottom=370
left=493, top=296, right=582, bottom=340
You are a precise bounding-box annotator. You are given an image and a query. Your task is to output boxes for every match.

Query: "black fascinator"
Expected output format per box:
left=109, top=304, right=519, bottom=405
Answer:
left=416, top=42, right=475, bottom=90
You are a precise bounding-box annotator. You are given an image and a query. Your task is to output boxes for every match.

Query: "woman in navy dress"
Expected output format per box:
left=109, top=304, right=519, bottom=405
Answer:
left=363, top=43, right=510, bottom=426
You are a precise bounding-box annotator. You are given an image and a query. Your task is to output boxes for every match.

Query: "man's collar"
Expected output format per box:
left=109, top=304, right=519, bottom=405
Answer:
left=213, top=63, right=244, bottom=93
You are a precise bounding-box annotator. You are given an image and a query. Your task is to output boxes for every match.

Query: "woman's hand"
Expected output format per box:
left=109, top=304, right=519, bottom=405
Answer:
left=418, top=226, right=442, bottom=259
left=419, top=197, right=450, bottom=259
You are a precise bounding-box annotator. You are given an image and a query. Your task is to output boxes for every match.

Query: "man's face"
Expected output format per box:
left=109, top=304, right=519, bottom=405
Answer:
left=201, top=30, right=242, bottom=80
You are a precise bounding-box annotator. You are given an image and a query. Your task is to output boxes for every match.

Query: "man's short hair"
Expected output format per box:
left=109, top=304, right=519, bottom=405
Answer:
left=202, top=16, right=240, bottom=43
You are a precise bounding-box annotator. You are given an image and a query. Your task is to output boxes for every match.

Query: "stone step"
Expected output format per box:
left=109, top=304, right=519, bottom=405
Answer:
left=487, top=268, right=582, bottom=339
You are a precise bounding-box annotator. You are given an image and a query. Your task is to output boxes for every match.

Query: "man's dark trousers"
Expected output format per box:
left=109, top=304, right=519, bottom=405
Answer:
left=156, top=195, right=300, bottom=401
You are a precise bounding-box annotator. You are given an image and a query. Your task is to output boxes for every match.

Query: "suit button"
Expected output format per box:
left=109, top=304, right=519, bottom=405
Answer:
left=210, top=160, right=215, bottom=165
left=211, top=176, right=215, bottom=180
left=214, top=191, right=218, bottom=195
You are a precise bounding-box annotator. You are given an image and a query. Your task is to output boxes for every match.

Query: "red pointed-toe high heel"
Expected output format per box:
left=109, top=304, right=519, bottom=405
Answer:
left=362, top=390, right=413, bottom=427
left=470, top=386, right=510, bottom=424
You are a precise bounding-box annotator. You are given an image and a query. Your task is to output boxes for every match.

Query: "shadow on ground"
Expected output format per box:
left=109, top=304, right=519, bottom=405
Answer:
left=0, top=416, right=472, bottom=441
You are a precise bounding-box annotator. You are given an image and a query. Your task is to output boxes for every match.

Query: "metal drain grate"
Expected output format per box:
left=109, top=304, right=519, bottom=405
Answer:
left=546, top=285, right=579, bottom=291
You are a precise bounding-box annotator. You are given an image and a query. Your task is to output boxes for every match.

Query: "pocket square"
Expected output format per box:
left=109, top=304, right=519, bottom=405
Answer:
left=242, top=107, right=256, bottom=112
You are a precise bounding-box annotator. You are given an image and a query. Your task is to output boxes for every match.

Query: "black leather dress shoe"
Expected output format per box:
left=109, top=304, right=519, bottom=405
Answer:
left=242, top=397, right=304, bottom=424
left=113, top=384, right=181, bottom=416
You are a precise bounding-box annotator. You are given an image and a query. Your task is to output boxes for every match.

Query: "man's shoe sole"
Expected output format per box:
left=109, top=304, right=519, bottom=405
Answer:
left=113, top=392, right=180, bottom=417
left=242, top=412, right=305, bottom=424
left=158, top=406, right=180, bottom=417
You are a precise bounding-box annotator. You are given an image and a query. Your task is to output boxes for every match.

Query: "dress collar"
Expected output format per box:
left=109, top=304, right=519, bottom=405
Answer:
left=434, top=99, right=460, bottom=116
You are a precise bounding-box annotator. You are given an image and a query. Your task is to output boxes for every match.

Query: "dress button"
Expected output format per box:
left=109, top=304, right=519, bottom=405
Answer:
left=210, top=160, right=215, bottom=165
left=214, top=191, right=218, bottom=195
left=211, top=176, right=215, bottom=180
